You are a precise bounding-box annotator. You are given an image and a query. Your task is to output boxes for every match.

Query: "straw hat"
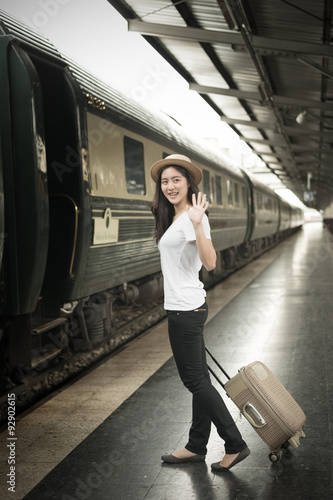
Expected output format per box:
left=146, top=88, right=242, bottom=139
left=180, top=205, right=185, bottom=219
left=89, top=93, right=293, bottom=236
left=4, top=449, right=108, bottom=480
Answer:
left=150, top=154, right=202, bottom=185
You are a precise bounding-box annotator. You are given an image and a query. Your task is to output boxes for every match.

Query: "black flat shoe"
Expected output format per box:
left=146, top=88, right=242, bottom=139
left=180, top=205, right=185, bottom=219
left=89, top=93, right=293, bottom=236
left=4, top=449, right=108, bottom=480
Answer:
left=161, top=453, right=206, bottom=463
left=211, top=447, right=250, bottom=472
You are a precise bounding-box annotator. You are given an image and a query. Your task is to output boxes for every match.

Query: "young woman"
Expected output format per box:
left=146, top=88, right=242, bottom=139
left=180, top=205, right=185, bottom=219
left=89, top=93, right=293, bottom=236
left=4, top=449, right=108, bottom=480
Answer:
left=150, top=154, right=250, bottom=472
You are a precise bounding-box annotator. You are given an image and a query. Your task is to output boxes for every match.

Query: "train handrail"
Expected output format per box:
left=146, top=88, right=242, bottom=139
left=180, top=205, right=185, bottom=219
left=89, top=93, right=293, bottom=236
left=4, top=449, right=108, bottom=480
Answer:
left=49, top=193, right=78, bottom=278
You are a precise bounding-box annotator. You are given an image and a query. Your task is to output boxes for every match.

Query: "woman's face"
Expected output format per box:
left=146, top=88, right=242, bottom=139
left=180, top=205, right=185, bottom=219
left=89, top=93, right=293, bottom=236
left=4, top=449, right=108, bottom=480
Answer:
left=160, top=167, right=190, bottom=210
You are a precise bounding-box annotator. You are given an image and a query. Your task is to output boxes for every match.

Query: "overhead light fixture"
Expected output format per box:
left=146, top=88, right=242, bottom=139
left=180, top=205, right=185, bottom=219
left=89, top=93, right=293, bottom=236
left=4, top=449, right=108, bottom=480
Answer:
left=307, top=172, right=312, bottom=191
left=295, top=109, right=332, bottom=128
left=296, top=111, right=307, bottom=124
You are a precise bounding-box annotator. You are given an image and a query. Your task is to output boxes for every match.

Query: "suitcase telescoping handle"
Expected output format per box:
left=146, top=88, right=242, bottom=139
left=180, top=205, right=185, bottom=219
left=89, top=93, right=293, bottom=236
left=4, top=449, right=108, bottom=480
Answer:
left=205, top=347, right=231, bottom=390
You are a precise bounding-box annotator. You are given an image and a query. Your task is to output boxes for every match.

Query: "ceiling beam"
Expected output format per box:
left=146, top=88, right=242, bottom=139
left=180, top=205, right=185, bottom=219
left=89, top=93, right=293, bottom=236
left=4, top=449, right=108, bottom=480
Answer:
left=272, top=95, right=333, bottom=111
left=128, top=19, right=241, bottom=44
left=189, top=83, right=261, bottom=101
left=296, top=158, right=332, bottom=166
left=220, top=117, right=333, bottom=139
left=240, top=134, right=332, bottom=147
left=191, top=83, right=333, bottom=111
left=294, top=158, right=318, bottom=164
left=288, top=145, right=329, bottom=153
left=283, top=126, right=333, bottom=139
left=239, top=136, right=286, bottom=146
left=220, top=117, right=279, bottom=128
left=241, top=137, right=329, bottom=154
left=251, top=34, right=333, bottom=59
left=297, top=57, right=333, bottom=79
left=254, top=151, right=294, bottom=160
left=128, top=20, right=333, bottom=58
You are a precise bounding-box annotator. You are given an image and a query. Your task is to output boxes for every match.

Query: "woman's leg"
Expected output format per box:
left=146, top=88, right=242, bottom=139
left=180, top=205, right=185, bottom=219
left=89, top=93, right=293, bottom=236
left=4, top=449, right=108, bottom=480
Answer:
left=186, top=390, right=212, bottom=455
left=167, top=305, right=247, bottom=455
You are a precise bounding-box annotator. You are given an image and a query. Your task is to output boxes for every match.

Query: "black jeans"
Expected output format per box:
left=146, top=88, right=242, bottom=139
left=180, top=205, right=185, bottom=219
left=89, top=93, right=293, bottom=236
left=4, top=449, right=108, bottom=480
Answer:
left=167, top=302, right=247, bottom=455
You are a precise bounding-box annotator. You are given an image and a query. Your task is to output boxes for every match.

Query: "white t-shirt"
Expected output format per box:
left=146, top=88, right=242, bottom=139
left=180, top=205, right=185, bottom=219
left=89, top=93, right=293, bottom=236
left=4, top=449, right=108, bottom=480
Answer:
left=158, top=212, right=211, bottom=311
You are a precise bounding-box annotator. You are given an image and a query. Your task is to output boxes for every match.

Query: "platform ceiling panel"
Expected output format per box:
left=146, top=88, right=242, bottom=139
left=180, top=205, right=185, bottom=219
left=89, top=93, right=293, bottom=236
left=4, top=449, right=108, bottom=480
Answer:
left=109, top=0, right=333, bottom=211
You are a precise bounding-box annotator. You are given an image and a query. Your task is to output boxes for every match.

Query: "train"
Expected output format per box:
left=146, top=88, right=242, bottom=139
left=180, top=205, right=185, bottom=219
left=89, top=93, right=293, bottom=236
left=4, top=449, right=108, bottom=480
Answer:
left=0, top=10, right=303, bottom=397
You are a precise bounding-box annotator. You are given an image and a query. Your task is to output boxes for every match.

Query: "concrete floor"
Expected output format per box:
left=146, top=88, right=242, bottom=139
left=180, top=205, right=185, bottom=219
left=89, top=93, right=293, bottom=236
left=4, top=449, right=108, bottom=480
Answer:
left=1, top=222, right=332, bottom=500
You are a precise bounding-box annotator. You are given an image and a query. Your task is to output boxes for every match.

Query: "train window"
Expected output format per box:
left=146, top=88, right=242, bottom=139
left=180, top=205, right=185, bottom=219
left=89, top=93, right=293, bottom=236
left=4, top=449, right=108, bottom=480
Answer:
left=234, top=183, right=239, bottom=207
left=242, top=186, right=246, bottom=208
left=203, top=169, right=210, bottom=202
left=264, top=197, right=272, bottom=211
left=215, top=175, right=222, bottom=205
left=123, top=136, right=146, bottom=195
left=227, top=179, right=233, bottom=206
left=257, top=194, right=262, bottom=209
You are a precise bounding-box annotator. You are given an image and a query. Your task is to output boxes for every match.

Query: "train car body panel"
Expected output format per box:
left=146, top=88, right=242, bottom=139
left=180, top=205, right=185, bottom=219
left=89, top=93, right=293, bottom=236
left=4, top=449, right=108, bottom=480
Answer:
left=83, top=198, right=160, bottom=297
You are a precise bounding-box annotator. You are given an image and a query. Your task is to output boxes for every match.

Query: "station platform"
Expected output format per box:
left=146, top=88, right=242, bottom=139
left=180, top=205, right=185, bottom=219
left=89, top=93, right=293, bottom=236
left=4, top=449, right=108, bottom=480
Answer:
left=1, top=222, right=332, bottom=500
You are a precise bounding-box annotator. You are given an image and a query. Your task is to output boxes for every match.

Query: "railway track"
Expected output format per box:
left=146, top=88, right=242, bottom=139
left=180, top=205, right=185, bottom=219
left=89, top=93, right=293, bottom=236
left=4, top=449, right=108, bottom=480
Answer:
left=0, top=299, right=166, bottom=428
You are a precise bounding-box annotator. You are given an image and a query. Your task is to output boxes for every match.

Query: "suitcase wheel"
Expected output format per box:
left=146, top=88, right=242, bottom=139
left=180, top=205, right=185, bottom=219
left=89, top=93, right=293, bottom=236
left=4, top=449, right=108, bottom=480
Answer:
left=269, top=452, right=280, bottom=463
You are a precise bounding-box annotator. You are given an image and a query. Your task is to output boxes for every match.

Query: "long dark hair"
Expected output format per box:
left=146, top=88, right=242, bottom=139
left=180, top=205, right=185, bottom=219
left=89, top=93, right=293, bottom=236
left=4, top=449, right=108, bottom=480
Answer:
left=150, top=165, right=200, bottom=243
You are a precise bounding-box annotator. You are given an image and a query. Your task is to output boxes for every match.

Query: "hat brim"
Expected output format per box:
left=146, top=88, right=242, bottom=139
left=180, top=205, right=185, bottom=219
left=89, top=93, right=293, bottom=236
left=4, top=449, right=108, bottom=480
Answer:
left=150, top=157, right=202, bottom=185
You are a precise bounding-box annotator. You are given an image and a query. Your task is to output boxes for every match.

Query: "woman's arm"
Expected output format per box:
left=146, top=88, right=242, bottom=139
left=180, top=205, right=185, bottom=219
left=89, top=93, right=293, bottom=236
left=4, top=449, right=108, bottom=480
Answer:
left=187, top=193, right=217, bottom=271
left=193, top=223, right=217, bottom=271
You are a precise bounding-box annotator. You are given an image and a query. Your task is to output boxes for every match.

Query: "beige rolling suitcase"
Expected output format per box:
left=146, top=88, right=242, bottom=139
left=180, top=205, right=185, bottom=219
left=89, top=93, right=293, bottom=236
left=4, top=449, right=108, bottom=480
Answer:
left=206, top=349, right=306, bottom=462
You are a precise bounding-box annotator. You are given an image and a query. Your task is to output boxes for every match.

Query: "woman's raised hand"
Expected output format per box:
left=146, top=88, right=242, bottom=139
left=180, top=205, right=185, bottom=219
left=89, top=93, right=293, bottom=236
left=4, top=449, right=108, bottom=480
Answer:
left=187, top=192, right=209, bottom=225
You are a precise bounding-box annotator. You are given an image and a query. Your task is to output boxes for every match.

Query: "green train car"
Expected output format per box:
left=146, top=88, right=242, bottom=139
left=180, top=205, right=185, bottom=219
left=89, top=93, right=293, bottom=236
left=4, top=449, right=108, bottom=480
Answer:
left=0, top=11, right=303, bottom=388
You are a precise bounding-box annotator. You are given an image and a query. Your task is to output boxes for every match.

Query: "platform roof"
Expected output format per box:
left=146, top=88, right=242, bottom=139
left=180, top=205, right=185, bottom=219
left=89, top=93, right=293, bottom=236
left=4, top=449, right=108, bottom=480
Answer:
left=108, top=0, right=333, bottom=211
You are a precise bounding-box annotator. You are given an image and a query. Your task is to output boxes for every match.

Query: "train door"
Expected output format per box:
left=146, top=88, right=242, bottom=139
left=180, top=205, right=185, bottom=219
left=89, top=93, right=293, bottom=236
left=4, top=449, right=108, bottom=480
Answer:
left=0, top=41, right=49, bottom=316
left=26, top=54, right=90, bottom=306
left=241, top=170, right=255, bottom=242
left=0, top=132, right=4, bottom=272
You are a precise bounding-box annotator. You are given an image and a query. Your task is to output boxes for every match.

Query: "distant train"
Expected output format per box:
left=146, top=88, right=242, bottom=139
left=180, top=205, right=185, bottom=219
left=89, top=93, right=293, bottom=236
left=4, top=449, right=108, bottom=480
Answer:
left=0, top=11, right=303, bottom=389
